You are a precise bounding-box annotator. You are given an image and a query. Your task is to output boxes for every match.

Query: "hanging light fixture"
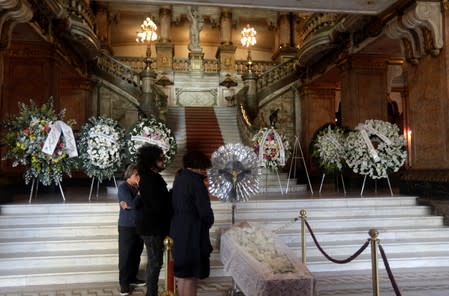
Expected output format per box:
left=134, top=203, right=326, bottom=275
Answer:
left=240, top=24, right=257, bottom=72
left=136, top=17, right=158, bottom=70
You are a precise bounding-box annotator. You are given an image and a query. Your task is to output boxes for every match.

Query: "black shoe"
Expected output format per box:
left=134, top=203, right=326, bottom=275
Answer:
left=120, top=286, right=129, bottom=296
left=130, top=279, right=146, bottom=287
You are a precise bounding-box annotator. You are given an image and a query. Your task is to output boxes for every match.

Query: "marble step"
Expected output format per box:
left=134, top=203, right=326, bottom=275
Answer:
left=0, top=196, right=419, bottom=215
left=0, top=206, right=434, bottom=229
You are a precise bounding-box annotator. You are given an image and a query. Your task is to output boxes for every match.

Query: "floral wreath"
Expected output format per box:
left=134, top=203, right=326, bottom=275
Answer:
left=344, top=119, right=407, bottom=179
left=2, top=99, right=77, bottom=186
left=311, top=124, right=347, bottom=174
left=78, top=116, right=125, bottom=182
left=127, top=117, right=177, bottom=164
left=252, top=127, right=291, bottom=170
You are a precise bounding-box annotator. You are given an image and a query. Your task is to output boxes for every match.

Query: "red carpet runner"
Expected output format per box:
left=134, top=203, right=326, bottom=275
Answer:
left=184, top=107, right=224, bottom=157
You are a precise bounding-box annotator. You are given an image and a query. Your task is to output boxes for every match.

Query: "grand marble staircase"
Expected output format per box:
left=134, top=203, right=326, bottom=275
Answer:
left=163, top=106, right=306, bottom=193
left=1, top=194, right=449, bottom=295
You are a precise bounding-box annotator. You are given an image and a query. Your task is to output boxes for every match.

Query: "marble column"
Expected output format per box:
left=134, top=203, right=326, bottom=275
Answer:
left=94, top=3, right=111, bottom=54
left=298, top=84, right=337, bottom=170
left=156, top=6, right=174, bottom=74
left=158, top=5, right=171, bottom=43
left=140, top=69, right=159, bottom=118
left=339, top=54, right=389, bottom=129
left=273, top=13, right=297, bottom=63
left=216, top=9, right=236, bottom=75
left=242, top=72, right=258, bottom=123
left=220, top=8, right=232, bottom=46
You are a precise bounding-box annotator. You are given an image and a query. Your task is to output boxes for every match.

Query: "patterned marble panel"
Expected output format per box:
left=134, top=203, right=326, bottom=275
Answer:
left=175, top=88, right=218, bottom=106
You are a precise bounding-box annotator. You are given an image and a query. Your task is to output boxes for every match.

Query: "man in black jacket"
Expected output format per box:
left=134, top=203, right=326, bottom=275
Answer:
left=135, top=144, right=172, bottom=296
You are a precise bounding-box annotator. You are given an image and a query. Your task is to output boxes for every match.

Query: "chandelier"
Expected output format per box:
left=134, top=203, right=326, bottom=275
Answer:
left=240, top=24, right=257, bottom=72
left=136, top=17, right=158, bottom=70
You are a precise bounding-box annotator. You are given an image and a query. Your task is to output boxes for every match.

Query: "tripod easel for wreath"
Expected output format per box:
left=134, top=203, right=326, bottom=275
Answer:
left=285, top=136, right=313, bottom=194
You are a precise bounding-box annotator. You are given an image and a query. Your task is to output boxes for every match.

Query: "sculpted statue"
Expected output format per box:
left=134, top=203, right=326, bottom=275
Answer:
left=187, top=6, right=203, bottom=52
left=269, top=108, right=280, bottom=128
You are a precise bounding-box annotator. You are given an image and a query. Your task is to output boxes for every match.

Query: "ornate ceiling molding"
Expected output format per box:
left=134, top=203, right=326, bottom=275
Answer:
left=384, top=1, right=443, bottom=64
left=0, top=0, right=33, bottom=49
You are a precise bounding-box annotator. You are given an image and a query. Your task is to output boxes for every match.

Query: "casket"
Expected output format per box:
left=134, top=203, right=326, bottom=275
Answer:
left=220, top=224, right=316, bottom=296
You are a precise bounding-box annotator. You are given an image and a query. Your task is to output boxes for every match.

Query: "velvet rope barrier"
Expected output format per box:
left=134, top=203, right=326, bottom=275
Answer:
left=379, top=244, right=402, bottom=296
left=305, top=220, right=370, bottom=264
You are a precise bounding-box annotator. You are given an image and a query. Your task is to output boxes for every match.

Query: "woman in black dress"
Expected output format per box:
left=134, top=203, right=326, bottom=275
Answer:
left=170, top=151, right=214, bottom=296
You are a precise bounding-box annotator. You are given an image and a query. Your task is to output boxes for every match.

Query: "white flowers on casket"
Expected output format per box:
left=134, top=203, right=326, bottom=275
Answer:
left=225, top=226, right=296, bottom=274
left=344, top=119, right=407, bottom=179
left=252, top=127, right=291, bottom=171
left=127, top=117, right=177, bottom=164
left=78, top=116, right=125, bottom=182
left=311, top=124, right=347, bottom=174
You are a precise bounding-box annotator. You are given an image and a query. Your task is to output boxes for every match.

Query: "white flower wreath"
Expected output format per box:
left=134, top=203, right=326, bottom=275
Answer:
left=311, top=124, right=347, bottom=174
left=344, top=119, right=407, bottom=179
left=252, top=127, right=291, bottom=170
left=78, top=116, right=125, bottom=182
left=127, top=117, right=177, bottom=164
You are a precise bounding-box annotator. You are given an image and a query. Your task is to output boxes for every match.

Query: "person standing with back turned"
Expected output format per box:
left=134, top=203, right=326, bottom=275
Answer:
left=135, top=144, right=172, bottom=296
left=170, top=151, right=214, bottom=296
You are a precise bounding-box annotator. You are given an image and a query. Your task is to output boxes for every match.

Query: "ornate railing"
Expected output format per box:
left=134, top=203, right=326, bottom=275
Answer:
left=235, top=60, right=277, bottom=75
left=116, top=56, right=146, bottom=72
left=256, top=58, right=297, bottom=90
left=302, top=13, right=338, bottom=42
left=96, top=53, right=141, bottom=89
left=116, top=56, right=276, bottom=76
left=62, top=0, right=95, bottom=30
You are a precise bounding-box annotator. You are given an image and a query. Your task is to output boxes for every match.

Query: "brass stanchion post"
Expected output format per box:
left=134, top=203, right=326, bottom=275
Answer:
left=300, top=209, right=307, bottom=264
left=160, top=236, right=175, bottom=296
left=369, top=229, right=380, bottom=296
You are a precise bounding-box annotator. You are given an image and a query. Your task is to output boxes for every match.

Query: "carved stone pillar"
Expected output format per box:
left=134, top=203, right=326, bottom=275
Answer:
left=189, top=52, right=204, bottom=73
left=216, top=45, right=236, bottom=74
left=339, top=54, right=389, bottom=128
left=156, top=43, right=174, bottom=73
left=242, top=72, right=258, bottom=122
left=298, top=84, right=337, bottom=170
left=140, top=69, right=159, bottom=118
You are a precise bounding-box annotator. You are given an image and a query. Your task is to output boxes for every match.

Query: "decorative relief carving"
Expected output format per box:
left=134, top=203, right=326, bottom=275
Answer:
left=175, top=88, right=218, bottom=106
left=384, top=1, right=443, bottom=64
left=0, top=0, right=33, bottom=49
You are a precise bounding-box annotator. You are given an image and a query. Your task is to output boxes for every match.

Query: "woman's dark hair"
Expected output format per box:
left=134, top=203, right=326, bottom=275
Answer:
left=136, top=144, right=164, bottom=174
left=183, top=151, right=211, bottom=169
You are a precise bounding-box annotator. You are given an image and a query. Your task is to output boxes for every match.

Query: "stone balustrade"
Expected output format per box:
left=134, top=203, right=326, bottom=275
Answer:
left=302, top=13, right=338, bottom=42
left=63, top=0, right=95, bottom=30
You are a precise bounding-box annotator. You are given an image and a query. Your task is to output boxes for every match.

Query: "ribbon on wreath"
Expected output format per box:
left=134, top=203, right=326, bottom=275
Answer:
left=131, top=135, right=170, bottom=152
left=89, top=131, right=116, bottom=143
left=42, top=121, right=78, bottom=158
left=356, top=123, right=393, bottom=163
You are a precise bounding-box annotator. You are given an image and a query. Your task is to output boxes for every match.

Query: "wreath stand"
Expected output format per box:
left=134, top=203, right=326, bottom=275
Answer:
left=88, top=176, right=118, bottom=201
left=319, top=173, right=346, bottom=195
left=286, top=136, right=313, bottom=194
left=29, top=178, right=66, bottom=203
left=360, top=175, right=393, bottom=197
left=262, top=167, right=284, bottom=194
